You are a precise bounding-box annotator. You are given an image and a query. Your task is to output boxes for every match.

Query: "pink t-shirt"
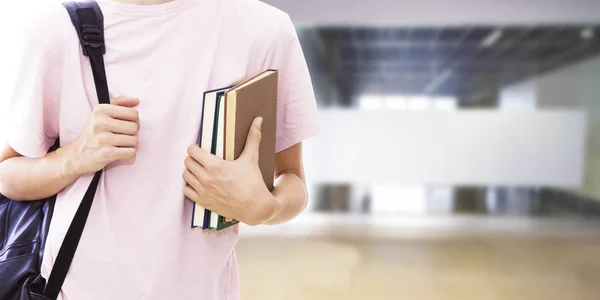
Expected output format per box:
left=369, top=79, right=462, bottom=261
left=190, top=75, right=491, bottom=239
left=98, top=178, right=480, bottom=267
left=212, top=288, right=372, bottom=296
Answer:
left=4, top=0, right=321, bottom=299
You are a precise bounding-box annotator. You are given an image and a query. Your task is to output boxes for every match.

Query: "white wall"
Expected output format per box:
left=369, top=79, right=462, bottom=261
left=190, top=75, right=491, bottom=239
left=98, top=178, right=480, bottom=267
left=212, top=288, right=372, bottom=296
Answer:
left=303, top=109, right=587, bottom=187
left=263, top=0, right=600, bottom=26
left=532, top=55, right=600, bottom=199
left=499, top=79, right=537, bottom=110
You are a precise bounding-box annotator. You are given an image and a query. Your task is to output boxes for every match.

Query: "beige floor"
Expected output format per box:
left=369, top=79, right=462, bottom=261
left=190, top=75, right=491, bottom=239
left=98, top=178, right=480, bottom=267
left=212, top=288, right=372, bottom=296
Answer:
left=236, top=221, right=600, bottom=300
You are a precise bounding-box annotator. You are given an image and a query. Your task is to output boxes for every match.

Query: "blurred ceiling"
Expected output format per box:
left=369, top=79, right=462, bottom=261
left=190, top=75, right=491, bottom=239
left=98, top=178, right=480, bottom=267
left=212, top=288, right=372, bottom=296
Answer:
left=301, top=26, right=600, bottom=106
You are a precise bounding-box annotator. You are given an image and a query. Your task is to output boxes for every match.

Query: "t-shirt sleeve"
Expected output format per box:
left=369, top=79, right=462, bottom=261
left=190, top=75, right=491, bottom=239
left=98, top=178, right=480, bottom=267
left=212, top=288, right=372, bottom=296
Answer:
left=262, top=15, right=322, bottom=153
left=3, top=32, right=61, bottom=158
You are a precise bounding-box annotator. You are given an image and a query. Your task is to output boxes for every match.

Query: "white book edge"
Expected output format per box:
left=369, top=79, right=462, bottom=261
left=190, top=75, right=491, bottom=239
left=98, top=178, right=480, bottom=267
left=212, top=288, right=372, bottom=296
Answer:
left=193, top=90, right=219, bottom=228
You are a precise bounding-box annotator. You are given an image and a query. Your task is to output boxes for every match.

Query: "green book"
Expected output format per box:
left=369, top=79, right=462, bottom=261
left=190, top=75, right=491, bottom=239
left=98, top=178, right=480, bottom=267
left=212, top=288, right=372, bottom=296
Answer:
left=207, top=93, right=239, bottom=230
left=192, top=87, right=227, bottom=229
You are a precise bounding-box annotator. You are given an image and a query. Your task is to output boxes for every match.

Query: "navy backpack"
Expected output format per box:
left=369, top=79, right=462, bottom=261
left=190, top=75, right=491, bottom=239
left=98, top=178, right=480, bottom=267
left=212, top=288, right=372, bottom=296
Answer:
left=0, top=1, right=109, bottom=299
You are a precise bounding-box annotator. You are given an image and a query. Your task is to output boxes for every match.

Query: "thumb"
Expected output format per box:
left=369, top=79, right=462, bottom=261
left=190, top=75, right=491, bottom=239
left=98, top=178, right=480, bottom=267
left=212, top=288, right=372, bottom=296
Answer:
left=111, top=96, right=140, bottom=108
left=241, top=117, right=263, bottom=162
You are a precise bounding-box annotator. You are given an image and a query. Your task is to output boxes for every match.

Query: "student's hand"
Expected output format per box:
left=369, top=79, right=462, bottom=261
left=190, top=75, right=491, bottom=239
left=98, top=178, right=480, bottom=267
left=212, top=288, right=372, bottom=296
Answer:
left=65, top=96, right=140, bottom=176
left=183, top=117, right=281, bottom=226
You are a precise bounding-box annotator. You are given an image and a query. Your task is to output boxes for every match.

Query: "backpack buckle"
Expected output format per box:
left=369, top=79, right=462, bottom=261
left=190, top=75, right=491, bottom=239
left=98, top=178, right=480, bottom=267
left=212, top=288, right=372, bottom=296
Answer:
left=82, top=25, right=104, bottom=49
left=75, top=7, right=106, bottom=56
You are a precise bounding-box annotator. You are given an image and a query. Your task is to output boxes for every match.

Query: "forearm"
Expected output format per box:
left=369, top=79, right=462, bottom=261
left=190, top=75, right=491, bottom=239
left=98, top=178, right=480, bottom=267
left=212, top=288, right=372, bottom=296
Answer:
left=0, top=145, right=80, bottom=201
left=263, top=171, right=308, bottom=225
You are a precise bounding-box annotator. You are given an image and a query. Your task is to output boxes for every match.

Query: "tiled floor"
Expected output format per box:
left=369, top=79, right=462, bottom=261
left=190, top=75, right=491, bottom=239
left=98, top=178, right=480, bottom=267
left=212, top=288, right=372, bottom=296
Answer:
left=236, top=216, right=600, bottom=300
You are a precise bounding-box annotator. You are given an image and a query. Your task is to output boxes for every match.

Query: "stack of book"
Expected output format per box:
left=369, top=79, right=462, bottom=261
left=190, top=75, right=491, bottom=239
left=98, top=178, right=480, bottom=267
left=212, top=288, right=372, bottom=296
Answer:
left=191, top=70, right=278, bottom=231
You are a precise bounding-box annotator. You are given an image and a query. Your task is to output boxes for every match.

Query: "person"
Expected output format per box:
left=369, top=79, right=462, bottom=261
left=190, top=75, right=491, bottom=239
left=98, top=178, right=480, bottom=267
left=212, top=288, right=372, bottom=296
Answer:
left=0, top=0, right=321, bottom=299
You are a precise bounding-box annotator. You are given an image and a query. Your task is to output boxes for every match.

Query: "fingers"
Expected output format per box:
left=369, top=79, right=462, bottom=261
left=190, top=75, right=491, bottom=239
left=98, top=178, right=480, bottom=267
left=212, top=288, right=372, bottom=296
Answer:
left=112, top=147, right=137, bottom=161
left=184, top=185, right=200, bottom=202
left=240, top=117, right=262, bottom=161
left=110, top=96, right=140, bottom=108
left=94, top=98, right=140, bottom=136
left=184, top=156, right=209, bottom=180
left=100, top=134, right=139, bottom=148
left=187, top=144, right=220, bottom=168
left=101, top=104, right=140, bottom=123
left=183, top=170, right=203, bottom=191
left=105, top=118, right=139, bottom=135
left=103, top=96, right=140, bottom=130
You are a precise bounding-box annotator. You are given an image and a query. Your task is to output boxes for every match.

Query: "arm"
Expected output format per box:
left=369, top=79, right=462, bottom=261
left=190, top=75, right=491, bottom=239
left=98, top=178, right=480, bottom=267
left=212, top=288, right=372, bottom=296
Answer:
left=262, top=142, right=308, bottom=225
left=0, top=141, right=80, bottom=200
left=0, top=97, right=141, bottom=201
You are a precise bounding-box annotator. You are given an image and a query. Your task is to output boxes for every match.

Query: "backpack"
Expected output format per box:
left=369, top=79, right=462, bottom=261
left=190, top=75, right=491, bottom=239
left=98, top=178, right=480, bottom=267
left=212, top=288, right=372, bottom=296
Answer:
left=0, top=1, right=108, bottom=299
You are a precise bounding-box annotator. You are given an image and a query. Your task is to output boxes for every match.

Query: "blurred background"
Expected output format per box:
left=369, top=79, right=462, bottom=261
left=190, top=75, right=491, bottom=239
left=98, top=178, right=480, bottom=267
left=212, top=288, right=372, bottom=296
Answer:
left=237, top=0, right=600, bottom=299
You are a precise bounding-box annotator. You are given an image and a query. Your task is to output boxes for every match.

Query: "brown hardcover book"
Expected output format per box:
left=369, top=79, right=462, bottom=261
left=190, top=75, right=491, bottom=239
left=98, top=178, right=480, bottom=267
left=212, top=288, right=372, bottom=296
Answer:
left=224, top=70, right=278, bottom=192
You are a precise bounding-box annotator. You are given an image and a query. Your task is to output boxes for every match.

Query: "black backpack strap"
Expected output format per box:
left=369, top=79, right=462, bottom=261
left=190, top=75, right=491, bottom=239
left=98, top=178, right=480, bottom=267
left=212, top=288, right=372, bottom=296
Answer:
left=63, top=0, right=109, bottom=106
left=44, top=1, right=109, bottom=299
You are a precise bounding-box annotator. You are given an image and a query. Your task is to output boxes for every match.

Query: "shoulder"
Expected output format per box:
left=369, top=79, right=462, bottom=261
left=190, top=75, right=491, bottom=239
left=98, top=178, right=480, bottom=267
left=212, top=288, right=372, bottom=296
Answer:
left=14, top=1, right=73, bottom=58
left=221, top=0, right=297, bottom=43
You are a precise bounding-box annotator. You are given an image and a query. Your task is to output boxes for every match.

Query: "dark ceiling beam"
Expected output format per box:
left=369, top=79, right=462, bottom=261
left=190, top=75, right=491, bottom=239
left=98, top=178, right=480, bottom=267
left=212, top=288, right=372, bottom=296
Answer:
left=332, top=29, right=359, bottom=106
left=429, top=27, right=445, bottom=75
left=336, top=73, right=433, bottom=80
left=423, top=29, right=501, bottom=94
left=422, top=27, right=485, bottom=94
left=337, top=60, right=537, bottom=69
left=441, top=27, right=474, bottom=64
left=486, top=27, right=537, bottom=59
left=542, top=38, right=600, bottom=71
left=406, top=26, right=414, bottom=44
left=335, top=51, right=577, bottom=63
left=335, top=39, right=586, bottom=49
left=335, top=72, right=516, bottom=81
left=301, top=29, right=331, bottom=72
left=524, top=26, right=567, bottom=51
left=450, top=27, right=538, bottom=96
left=333, top=71, right=529, bottom=80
